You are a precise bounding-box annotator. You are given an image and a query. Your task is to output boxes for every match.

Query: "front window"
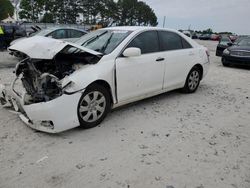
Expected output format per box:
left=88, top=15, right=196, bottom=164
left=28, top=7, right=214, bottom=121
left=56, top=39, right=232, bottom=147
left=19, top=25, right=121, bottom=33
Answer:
left=126, top=31, right=160, bottom=54
left=219, top=37, right=231, bottom=46
left=76, top=30, right=131, bottom=54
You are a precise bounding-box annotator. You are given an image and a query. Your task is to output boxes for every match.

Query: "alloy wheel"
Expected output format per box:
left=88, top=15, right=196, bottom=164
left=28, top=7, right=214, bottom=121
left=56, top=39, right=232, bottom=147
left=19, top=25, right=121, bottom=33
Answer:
left=79, top=91, right=106, bottom=123
left=188, top=70, right=200, bottom=91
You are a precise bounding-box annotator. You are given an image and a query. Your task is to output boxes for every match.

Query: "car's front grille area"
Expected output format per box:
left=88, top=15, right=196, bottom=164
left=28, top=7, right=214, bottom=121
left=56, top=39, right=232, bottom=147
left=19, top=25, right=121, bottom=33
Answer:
left=231, top=50, right=250, bottom=57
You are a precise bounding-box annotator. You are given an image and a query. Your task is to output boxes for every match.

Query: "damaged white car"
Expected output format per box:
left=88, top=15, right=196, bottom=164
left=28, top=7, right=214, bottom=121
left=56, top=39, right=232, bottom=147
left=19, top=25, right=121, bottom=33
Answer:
left=0, top=27, right=210, bottom=133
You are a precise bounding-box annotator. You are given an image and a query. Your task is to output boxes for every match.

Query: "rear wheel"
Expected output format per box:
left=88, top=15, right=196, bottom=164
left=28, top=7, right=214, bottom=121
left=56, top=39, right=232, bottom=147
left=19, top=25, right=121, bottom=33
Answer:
left=182, top=67, right=201, bottom=93
left=77, top=84, right=111, bottom=129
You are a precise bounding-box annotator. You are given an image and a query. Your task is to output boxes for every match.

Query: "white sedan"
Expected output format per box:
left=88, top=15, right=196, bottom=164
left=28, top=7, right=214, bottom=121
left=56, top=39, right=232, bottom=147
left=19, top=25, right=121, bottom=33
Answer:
left=0, top=26, right=210, bottom=133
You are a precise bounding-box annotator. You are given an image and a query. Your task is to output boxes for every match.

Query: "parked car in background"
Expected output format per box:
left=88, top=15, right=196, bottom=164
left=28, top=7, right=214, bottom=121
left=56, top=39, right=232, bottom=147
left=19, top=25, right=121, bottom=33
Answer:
left=9, top=27, right=88, bottom=57
left=216, top=36, right=232, bottom=56
left=210, top=34, right=220, bottom=41
left=199, top=34, right=211, bottom=40
left=222, top=38, right=250, bottom=67
left=192, top=33, right=198, bottom=39
left=2, top=26, right=210, bottom=133
left=10, top=27, right=87, bottom=46
left=182, top=30, right=191, bottom=37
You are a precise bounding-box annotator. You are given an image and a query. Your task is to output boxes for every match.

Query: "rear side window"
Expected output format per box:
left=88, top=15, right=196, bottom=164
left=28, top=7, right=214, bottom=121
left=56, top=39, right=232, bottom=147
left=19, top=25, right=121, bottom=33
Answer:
left=159, top=31, right=192, bottom=51
left=49, top=29, right=67, bottom=39
left=127, top=31, right=159, bottom=54
left=68, top=29, right=85, bottom=38
left=182, top=38, right=192, bottom=49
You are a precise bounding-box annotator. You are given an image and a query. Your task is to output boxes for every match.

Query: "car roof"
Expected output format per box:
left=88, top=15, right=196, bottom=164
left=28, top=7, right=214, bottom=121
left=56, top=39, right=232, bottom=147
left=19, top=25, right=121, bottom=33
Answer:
left=42, top=27, right=86, bottom=32
left=102, top=26, right=179, bottom=33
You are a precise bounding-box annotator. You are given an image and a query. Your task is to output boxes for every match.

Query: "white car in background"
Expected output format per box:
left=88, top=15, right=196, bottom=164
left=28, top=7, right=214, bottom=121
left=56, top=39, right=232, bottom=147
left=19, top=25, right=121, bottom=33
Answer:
left=1, top=26, right=210, bottom=133
left=9, top=27, right=87, bottom=53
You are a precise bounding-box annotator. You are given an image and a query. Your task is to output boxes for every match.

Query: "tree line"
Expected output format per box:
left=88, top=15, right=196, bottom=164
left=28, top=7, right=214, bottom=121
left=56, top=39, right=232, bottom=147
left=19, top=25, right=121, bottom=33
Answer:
left=18, top=0, right=158, bottom=27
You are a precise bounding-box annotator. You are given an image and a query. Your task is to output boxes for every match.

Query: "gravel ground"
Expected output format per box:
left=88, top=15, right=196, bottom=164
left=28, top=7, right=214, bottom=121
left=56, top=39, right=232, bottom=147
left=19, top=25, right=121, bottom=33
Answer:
left=0, top=40, right=250, bottom=188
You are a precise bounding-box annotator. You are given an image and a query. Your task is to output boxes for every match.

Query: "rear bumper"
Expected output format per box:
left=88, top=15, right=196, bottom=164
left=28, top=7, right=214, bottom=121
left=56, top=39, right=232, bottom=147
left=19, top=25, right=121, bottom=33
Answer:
left=0, top=80, right=83, bottom=133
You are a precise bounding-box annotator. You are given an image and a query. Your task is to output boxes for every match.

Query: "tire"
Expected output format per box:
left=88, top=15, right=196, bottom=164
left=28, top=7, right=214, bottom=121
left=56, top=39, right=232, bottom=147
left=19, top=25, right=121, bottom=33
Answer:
left=182, top=67, right=201, bottom=93
left=77, top=84, right=111, bottom=129
left=222, top=58, right=229, bottom=67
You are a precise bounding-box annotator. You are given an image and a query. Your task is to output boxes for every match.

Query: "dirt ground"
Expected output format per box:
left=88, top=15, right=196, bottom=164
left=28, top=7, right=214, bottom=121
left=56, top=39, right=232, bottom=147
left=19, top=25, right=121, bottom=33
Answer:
left=0, top=40, right=250, bottom=188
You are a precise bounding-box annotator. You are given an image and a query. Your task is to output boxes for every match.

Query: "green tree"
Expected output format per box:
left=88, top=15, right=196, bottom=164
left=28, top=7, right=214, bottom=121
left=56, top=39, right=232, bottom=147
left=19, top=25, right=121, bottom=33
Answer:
left=41, top=12, right=54, bottom=23
left=202, top=28, right=213, bottom=34
left=18, top=0, right=158, bottom=26
left=19, top=0, right=44, bottom=22
left=116, top=0, right=157, bottom=26
left=0, top=0, right=14, bottom=20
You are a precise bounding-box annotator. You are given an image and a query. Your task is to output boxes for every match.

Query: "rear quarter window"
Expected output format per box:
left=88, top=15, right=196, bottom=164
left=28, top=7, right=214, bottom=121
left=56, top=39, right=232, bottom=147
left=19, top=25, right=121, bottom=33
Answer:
left=182, top=38, right=192, bottom=49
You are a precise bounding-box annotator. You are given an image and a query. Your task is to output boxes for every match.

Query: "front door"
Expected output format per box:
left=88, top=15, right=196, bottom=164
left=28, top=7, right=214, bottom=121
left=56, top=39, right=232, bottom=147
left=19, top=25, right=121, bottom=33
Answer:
left=116, top=31, right=165, bottom=102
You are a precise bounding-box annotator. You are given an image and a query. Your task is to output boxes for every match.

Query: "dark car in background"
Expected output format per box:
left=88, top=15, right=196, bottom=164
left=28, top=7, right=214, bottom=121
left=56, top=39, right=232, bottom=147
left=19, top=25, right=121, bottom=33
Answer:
left=192, top=33, right=198, bottom=39
left=199, top=34, right=211, bottom=40
left=216, top=36, right=232, bottom=56
left=222, top=38, right=250, bottom=67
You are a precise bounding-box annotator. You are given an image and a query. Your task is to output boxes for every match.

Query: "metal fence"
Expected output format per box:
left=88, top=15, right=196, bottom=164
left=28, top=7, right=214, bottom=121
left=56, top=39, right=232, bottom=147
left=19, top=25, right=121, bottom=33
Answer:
left=19, top=23, right=91, bottom=33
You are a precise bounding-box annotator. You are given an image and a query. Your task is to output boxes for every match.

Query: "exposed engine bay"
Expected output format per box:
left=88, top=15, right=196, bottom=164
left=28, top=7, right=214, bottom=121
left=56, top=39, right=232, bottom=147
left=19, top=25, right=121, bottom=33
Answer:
left=15, top=46, right=101, bottom=103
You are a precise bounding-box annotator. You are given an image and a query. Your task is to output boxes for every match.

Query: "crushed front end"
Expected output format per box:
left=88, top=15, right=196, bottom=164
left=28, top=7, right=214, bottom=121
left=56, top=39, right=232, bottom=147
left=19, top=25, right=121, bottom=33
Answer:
left=1, top=38, right=102, bottom=133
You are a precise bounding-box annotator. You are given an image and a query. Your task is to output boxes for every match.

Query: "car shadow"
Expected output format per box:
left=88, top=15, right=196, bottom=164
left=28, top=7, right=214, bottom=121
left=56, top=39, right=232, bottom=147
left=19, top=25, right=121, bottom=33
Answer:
left=56, top=84, right=211, bottom=138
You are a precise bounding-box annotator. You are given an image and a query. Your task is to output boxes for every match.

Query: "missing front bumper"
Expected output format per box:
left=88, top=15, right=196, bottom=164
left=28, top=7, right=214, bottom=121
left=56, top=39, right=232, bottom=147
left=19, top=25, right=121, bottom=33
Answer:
left=1, top=81, right=83, bottom=133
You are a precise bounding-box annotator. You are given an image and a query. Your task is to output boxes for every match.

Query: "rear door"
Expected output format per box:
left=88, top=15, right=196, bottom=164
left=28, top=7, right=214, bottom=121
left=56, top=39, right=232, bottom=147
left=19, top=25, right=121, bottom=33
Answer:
left=158, top=31, right=196, bottom=89
left=115, top=30, right=165, bottom=102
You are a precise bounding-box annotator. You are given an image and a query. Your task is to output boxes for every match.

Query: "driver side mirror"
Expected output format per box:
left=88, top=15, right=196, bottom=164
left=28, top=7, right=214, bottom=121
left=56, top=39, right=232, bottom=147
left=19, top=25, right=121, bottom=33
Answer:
left=227, top=42, right=233, bottom=46
left=123, top=47, right=141, bottom=57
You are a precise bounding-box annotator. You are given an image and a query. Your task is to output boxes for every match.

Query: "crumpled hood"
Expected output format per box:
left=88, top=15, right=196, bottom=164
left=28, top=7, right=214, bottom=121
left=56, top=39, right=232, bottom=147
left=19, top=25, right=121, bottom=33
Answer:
left=8, top=36, right=102, bottom=59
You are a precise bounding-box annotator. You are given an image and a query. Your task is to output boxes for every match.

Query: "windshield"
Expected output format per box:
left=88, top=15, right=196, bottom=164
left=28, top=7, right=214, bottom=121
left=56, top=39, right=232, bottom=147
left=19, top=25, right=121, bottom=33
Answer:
left=219, top=37, right=231, bottom=45
left=238, top=39, right=250, bottom=47
left=76, top=29, right=131, bottom=54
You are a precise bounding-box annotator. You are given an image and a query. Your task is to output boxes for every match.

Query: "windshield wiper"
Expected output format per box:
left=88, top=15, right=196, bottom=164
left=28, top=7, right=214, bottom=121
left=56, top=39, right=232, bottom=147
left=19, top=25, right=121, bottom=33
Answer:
left=81, top=31, right=108, bottom=46
left=100, top=33, right=114, bottom=54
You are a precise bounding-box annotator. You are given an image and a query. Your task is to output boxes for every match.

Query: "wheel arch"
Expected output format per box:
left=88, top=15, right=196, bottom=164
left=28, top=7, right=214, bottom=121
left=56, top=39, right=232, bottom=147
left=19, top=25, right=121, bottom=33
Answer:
left=192, top=64, right=203, bottom=80
left=86, top=80, right=114, bottom=105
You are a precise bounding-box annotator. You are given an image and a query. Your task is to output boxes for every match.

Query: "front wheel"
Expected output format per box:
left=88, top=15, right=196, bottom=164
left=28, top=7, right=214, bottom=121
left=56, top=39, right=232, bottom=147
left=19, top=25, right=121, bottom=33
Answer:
left=182, top=67, right=201, bottom=93
left=222, top=58, right=230, bottom=67
left=77, top=84, right=111, bottom=129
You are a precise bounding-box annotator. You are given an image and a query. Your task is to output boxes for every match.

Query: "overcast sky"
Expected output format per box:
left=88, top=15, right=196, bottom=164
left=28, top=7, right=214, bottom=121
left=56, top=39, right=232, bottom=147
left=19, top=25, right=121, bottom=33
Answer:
left=142, top=0, right=250, bottom=35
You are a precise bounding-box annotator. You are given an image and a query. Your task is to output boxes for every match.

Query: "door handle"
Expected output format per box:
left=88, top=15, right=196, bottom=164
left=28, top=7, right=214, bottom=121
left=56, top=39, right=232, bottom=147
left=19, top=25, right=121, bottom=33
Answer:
left=156, top=57, right=165, bottom=62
